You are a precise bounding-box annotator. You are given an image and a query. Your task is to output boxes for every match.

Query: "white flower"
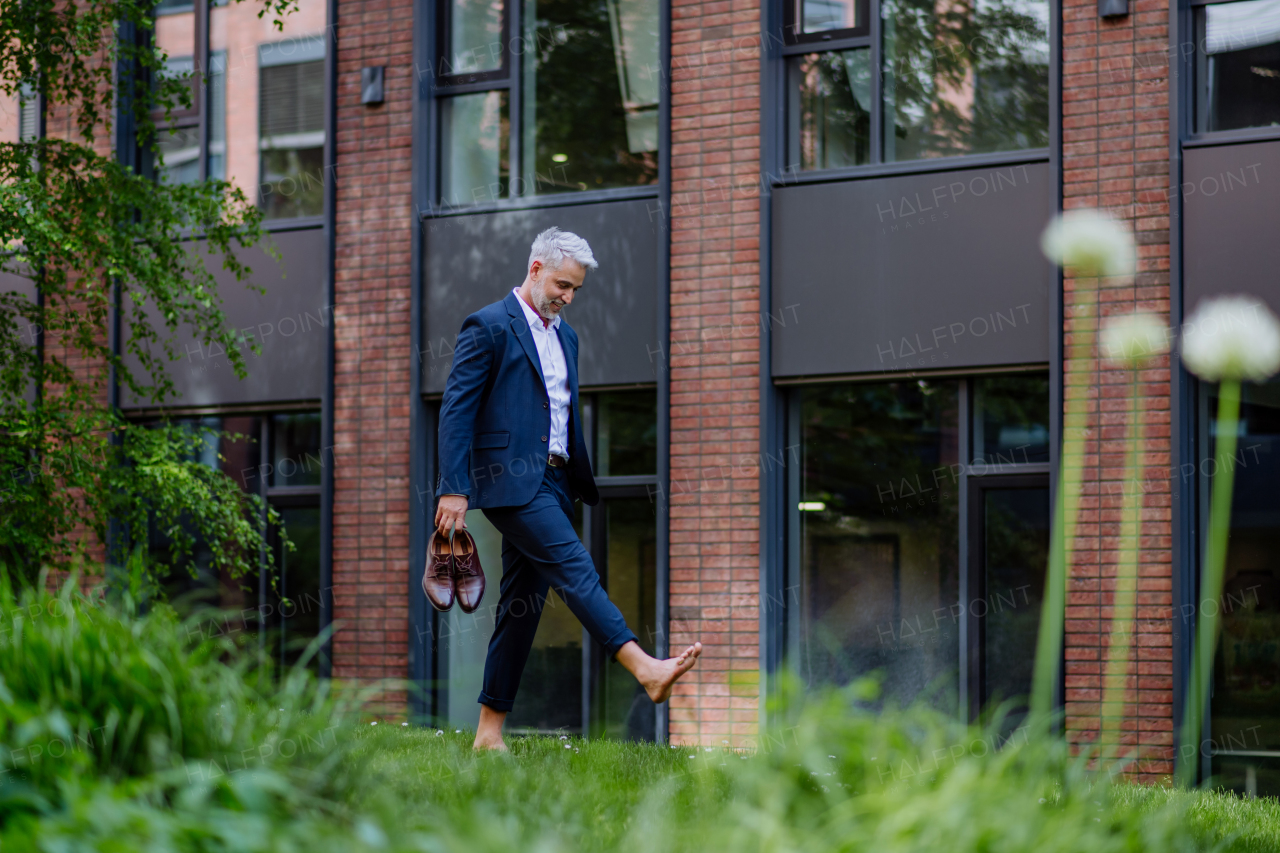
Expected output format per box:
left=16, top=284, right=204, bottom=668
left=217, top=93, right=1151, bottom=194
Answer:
left=402, top=722, right=409, bottom=726
left=1101, top=311, right=1169, bottom=366
left=1040, top=208, right=1136, bottom=278
left=1182, top=296, right=1280, bottom=382
left=370, top=721, right=377, bottom=726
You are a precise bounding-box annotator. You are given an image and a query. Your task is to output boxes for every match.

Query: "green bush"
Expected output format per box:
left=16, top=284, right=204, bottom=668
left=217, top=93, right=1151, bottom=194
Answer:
left=0, top=571, right=364, bottom=831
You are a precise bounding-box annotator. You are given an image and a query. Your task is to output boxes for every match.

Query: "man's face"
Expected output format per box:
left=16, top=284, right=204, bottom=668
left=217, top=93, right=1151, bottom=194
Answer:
left=530, top=259, right=585, bottom=321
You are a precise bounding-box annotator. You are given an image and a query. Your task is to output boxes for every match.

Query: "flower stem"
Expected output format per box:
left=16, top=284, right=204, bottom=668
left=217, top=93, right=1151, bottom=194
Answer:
left=1177, top=378, right=1242, bottom=787
left=1102, top=368, right=1143, bottom=767
left=1031, top=284, right=1098, bottom=725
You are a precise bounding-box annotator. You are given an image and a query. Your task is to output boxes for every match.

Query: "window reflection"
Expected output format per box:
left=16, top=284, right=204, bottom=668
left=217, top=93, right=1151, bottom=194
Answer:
left=972, top=374, right=1050, bottom=465
left=440, top=90, right=510, bottom=207
left=145, top=413, right=325, bottom=675
left=445, top=0, right=506, bottom=76
left=596, top=390, right=657, bottom=476
left=881, top=0, right=1049, bottom=161
left=520, top=0, right=658, bottom=194
left=794, top=381, right=960, bottom=708
left=789, top=49, right=872, bottom=171
left=208, top=0, right=328, bottom=218
left=979, top=485, right=1048, bottom=730
left=1195, top=0, right=1280, bottom=133
left=1209, top=380, right=1280, bottom=795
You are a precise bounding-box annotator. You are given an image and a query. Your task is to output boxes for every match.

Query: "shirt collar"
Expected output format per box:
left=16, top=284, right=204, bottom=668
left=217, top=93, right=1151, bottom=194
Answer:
left=512, top=288, right=561, bottom=331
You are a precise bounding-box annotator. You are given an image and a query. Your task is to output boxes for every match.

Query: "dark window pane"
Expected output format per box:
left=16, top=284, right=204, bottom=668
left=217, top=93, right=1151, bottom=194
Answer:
left=881, top=0, right=1049, bottom=161
left=1210, top=380, right=1280, bottom=795
left=520, top=0, right=658, bottom=195
left=444, top=0, right=505, bottom=76
left=271, top=412, right=323, bottom=487
left=1195, top=1, right=1280, bottom=133
left=972, top=374, right=1050, bottom=465
left=258, top=58, right=326, bottom=218
left=979, top=486, right=1048, bottom=729
left=596, top=390, right=657, bottom=476
left=154, top=0, right=195, bottom=14
left=794, top=380, right=960, bottom=709
left=788, top=49, right=871, bottom=171
left=270, top=503, right=323, bottom=672
left=591, top=498, right=657, bottom=741
left=440, top=90, right=509, bottom=206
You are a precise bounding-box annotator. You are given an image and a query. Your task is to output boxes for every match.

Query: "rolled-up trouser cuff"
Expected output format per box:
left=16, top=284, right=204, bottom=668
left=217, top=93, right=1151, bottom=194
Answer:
left=602, top=628, right=639, bottom=660
left=477, top=690, right=515, bottom=713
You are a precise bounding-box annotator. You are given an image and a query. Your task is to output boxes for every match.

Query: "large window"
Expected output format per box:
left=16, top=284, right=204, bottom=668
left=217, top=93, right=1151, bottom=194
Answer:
left=432, top=0, right=660, bottom=207
left=783, top=0, right=1049, bottom=171
left=786, top=373, right=1049, bottom=720
left=1203, top=380, right=1280, bottom=795
left=151, top=411, right=327, bottom=673
left=432, top=388, right=660, bottom=740
left=1193, top=0, right=1280, bottom=134
left=147, top=0, right=328, bottom=221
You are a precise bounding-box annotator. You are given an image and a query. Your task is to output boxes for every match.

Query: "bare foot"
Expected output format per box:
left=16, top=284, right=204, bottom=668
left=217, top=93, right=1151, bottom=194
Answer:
left=638, top=642, right=702, bottom=703
left=472, top=732, right=508, bottom=751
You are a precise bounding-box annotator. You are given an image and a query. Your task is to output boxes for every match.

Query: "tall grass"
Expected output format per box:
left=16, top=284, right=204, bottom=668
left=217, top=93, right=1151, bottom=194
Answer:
left=0, top=572, right=1277, bottom=851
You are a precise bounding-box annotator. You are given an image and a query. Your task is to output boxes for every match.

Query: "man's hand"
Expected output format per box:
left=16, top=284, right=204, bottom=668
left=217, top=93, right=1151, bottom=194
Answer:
left=435, top=494, right=469, bottom=533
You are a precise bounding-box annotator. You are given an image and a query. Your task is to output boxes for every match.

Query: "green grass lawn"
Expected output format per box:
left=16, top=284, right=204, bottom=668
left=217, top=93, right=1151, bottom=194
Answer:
left=344, top=725, right=1280, bottom=853
left=5, top=580, right=1280, bottom=853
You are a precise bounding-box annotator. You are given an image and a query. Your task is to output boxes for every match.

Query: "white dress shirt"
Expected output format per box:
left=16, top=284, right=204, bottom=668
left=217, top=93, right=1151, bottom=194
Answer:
left=513, top=288, right=571, bottom=459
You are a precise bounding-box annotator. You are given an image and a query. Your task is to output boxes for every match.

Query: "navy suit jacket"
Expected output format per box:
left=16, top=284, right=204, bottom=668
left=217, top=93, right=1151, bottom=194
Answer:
left=435, top=291, right=599, bottom=509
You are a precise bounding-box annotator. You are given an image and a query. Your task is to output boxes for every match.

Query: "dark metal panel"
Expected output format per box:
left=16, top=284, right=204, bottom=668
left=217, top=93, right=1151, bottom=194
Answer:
left=121, top=228, right=328, bottom=408
left=421, top=199, right=660, bottom=393
left=1183, top=140, right=1280, bottom=315
left=771, top=162, right=1054, bottom=377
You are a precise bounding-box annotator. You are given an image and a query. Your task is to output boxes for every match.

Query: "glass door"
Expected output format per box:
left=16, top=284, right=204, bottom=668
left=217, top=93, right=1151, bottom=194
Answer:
left=965, top=475, right=1050, bottom=730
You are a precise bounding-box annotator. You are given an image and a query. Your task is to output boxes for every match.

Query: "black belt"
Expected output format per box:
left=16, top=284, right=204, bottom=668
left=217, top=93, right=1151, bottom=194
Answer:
left=547, top=454, right=569, bottom=468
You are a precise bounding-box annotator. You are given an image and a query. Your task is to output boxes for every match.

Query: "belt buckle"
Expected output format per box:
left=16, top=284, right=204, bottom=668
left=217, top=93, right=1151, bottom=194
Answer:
left=547, top=453, right=567, bottom=468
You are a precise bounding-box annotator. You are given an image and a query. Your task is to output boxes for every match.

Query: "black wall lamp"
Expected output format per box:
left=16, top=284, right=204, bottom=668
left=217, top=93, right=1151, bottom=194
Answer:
left=1098, top=0, right=1128, bottom=18
left=361, top=66, right=385, bottom=105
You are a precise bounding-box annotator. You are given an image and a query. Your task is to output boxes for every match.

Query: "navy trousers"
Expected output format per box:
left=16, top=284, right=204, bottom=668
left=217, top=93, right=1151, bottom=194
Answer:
left=477, top=465, right=638, bottom=712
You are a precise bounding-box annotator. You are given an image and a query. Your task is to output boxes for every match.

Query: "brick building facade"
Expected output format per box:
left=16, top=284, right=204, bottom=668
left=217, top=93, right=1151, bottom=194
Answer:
left=5, top=0, right=1279, bottom=792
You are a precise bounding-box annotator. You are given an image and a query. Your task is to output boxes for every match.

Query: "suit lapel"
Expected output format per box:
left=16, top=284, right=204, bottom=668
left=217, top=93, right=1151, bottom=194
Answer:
left=504, top=292, right=546, bottom=390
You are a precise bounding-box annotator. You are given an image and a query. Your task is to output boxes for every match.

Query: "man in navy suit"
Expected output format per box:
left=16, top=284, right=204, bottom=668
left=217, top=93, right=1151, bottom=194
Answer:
left=435, top=227, right=701, bottom=751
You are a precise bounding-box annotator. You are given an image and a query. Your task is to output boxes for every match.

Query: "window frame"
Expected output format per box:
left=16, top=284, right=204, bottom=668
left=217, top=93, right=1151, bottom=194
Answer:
left=770, top=0, right=1053, bottom=181
left=781, top=369, right=1052, bottom=722
left=423, top=0, right=665, bottom=213
left=134, top=407, right=331, bottom=676
left=1181, top=0, right=1280, bottom=146
left=141, top=0, right=331, bottom=228
left=782, top=0, right=871, bottom=46
left=423, top=386, right=663, bottom=739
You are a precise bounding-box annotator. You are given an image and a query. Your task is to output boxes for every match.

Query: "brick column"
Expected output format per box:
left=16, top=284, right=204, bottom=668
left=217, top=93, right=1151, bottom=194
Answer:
left=667, top=3, right=763, bottom=746
left=1061, top=0, right=1174, bottom=780
left=331, top=0, right=415, bottom=687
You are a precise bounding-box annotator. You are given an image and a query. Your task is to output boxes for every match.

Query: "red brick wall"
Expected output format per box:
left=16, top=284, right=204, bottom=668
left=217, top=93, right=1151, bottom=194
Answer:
left=1060, top=0, right=1174, bottom=780
left=667, top=3, right=763, bottom=746
left=330, top=0, right=415, bottom=688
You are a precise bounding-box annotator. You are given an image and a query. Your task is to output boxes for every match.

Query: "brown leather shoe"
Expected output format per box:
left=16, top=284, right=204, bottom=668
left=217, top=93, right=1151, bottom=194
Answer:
left=451, top=528, right=486, bottom=614
left=423, top=527, right=455, bottom=611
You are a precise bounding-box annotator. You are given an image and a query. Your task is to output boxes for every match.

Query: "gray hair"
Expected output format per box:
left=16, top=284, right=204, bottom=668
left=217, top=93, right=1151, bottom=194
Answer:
left=528, top=226, right=598, bottom=273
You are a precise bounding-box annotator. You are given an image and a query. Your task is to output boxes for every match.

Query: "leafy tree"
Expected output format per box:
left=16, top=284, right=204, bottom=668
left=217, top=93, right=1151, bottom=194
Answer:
left=0, top=0, right=296, bottom=583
